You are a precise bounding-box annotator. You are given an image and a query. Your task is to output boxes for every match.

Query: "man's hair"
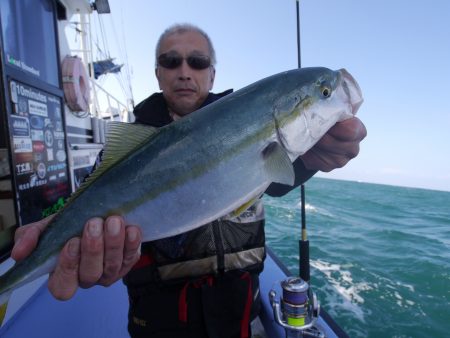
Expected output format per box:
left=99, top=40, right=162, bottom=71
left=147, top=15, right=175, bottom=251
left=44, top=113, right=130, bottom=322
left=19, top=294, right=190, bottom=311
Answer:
left=155, top=23, right=217, bottom=68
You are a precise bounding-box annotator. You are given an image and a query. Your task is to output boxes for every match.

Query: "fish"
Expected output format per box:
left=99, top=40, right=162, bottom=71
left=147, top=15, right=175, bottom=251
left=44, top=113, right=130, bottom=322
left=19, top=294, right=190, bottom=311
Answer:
left=0, top=67, right=363, bottom=306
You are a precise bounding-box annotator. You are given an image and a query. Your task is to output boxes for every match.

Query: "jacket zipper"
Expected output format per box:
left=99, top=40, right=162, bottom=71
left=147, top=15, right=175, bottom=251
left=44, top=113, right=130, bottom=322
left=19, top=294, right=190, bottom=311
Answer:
left=212, top=220, right=225, bottom=273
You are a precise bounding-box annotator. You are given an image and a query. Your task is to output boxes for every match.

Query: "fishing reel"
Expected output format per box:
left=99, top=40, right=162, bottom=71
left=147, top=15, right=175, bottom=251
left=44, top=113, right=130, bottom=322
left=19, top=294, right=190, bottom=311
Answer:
left=269, top=276, right=324, bottom=338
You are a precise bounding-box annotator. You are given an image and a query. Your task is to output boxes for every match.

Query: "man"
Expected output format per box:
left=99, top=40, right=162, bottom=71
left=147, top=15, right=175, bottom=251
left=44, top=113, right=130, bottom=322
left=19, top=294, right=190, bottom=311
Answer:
left=12, top=24, right=366, bottom=337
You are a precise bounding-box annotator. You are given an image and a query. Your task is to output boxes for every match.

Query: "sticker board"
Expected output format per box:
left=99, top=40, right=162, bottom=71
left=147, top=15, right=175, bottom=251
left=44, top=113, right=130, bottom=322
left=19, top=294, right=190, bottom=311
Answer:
left=7, top=80, right=71, bottom=224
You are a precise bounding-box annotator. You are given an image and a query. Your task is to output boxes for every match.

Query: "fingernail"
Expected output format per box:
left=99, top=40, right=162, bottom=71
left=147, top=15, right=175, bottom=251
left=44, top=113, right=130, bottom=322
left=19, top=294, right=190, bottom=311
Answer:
left=127, top=227, right=138, bottom=242
left=107, top=217, right=121, bottom=236
left=68, top=238, right=80, bottom=257
left=88, top=219, right=103, bottom=237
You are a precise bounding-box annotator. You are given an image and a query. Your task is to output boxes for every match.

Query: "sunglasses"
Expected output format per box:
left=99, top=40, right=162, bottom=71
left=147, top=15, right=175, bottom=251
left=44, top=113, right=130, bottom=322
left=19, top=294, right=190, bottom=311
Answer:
left=157, top=53, right=212, bottom=70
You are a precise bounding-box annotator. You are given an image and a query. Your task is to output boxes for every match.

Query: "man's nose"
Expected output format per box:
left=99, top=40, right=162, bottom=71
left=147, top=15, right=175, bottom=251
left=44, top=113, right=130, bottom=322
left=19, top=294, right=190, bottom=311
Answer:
left=177, top=60, right=192, bottom=80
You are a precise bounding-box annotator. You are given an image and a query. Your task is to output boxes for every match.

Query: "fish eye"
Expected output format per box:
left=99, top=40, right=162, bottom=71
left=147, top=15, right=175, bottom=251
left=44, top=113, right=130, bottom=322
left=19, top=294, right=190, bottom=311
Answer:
left=321, top=86, right=331, bottom=98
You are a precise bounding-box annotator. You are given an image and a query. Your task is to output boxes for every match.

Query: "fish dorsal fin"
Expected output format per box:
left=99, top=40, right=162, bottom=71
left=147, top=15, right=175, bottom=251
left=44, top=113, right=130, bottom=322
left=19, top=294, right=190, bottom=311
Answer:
left=262, top=142, right=295, bottom=186
left=102, top=121, right=158, bottom=167
left=69, top=122, right=158, bottom=201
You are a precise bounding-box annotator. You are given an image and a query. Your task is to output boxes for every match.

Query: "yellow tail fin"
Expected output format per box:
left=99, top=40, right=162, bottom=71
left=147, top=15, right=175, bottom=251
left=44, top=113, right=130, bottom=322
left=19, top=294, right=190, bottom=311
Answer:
left=0, top=301, right=8, bottom=325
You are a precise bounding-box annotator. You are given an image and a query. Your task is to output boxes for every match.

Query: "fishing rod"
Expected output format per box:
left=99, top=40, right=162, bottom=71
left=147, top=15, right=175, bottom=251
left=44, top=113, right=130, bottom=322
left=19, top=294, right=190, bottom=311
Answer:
left=270, top=2, right=323, bottom=337
left=296, top=0, right=302, bottom=69
left=299, top=185, right=310, bottom=282
left=296, top=0, right=310, bottom=285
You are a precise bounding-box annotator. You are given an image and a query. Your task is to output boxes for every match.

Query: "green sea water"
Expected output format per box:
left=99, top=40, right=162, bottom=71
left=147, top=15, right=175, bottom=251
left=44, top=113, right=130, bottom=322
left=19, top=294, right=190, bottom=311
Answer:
left=264, top=177, right=450, bottom=338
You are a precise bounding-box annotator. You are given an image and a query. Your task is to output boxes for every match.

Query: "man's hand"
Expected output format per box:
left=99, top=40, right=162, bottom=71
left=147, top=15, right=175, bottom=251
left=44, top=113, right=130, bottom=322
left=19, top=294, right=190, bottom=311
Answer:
left=11, top=216, right=142, bottom=301
left=301, top=117, right=367, bottom=172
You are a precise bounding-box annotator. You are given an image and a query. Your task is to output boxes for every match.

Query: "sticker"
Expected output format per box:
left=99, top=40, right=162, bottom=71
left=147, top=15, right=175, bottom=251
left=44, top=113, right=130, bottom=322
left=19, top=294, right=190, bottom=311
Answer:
left=18, top=97, right=28, bottom=114
left=11, top=115, right=30, bottom=137
left=47, top=163, right=66, bottom=172
left=48, top=96, right=60, bottom=105
left=17, top=83, right=46, bottom=103
left=55, top=120, right=63, bottom=132
left=18, top=182, right=31, bottom=191
left=36, top=162, right=46, bottom=179
left=10, top=81, right=18, bottom=103
left=56, top=150, right=66, bottom=162
left=31, top=129, right=44, bottom=141
left=53, top=130, right=65, bottom=140
left=44, top=129, right=53, bottom=147
left=33, top=152, right=43, bottom=162
left=33, top=141, right=45, bottom=152
left=16, top=162, right=33, bottom=175
left=30, top=115, right=44, bottom=129
left=16, top=152, right=33, bottom=163
left=29, top=99, right=48, bottom=117
left=29, top=174, right=47, bottom=188
left=13, top=137, right=32, bottom=153
left=42, top=197, right=66, bottom=218
left=47, top=148, right=54, bottom=161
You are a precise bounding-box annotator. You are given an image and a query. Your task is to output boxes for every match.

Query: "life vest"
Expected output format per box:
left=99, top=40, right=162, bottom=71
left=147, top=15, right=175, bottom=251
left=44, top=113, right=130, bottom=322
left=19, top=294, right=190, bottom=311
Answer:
left=124, top=200, right=266, bottom=338
left=125, top=199, right=266, bottom=285
left=62, top=56, right=90, bottom=112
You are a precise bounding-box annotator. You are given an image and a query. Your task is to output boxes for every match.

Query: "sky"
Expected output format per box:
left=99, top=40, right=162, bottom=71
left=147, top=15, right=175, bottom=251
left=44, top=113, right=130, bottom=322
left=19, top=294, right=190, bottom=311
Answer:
left=88, top=0, right=450, bottom=192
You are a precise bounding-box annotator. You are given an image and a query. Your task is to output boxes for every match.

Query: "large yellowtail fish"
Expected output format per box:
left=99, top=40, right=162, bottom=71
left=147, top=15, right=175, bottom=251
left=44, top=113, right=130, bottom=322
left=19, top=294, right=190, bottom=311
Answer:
left=0, top=67, right=363, bottom=308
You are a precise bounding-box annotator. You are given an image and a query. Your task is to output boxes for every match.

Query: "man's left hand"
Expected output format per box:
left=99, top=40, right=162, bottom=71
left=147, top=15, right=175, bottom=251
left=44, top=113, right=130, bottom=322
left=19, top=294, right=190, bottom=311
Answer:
left=300, top=117, right=367, bottom=172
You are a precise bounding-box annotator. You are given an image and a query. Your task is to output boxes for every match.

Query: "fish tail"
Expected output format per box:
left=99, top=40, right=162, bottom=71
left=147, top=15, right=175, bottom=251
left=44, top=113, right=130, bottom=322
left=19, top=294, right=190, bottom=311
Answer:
left=0, top=290, right=12, bottom=326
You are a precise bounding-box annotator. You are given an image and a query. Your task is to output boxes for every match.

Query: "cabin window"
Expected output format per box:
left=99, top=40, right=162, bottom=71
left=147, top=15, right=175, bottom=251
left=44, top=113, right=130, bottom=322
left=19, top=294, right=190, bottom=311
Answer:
left=0, top=0, right=59, bottom=86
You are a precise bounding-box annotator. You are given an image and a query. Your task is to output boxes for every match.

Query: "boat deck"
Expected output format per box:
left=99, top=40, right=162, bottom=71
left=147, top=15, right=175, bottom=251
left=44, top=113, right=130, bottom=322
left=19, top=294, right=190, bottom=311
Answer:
left=0, top=250, right=345, bottom=337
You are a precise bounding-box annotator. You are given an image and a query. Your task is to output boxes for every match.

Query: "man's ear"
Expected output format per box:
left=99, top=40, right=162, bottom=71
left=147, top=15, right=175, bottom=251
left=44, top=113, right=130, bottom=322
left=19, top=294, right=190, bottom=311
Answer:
left=155, top=68, right=162, bottom=89
left=209, top=66, right=216, bottom=90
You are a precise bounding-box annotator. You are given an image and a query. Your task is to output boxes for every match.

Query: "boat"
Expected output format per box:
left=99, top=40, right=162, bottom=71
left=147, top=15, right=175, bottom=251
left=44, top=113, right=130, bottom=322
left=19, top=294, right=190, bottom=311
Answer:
left=0, top=1, right=349, bottom=336
left=0, top=247, right=347, bottom=338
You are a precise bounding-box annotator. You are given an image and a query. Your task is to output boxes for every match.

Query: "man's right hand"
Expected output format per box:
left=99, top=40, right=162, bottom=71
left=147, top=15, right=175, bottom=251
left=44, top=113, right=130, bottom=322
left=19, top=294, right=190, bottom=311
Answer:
left=11, top=216, right=142, bottom=300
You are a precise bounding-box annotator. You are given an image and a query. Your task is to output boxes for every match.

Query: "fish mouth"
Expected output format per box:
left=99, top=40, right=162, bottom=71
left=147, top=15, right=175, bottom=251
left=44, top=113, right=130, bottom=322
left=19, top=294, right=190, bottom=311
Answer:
left=339, top=68, right=364, bottom=114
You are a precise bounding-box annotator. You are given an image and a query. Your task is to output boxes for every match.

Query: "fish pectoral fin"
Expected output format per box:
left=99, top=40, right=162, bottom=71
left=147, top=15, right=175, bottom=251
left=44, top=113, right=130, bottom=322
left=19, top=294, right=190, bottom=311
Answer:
left=69, top=122, right=158, bottom=201
left=262, top=142, right=295, bottom=186
left=232, top=197, right=259, bottom=217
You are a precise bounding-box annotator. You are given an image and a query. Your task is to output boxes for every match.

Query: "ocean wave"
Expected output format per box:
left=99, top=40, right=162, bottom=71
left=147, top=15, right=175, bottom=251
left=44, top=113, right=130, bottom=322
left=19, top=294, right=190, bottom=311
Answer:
left=264, top=194, right=334, bottom=218
left=266, top=178, right=450, bottom=337
left=311, top=259, right=370, bottom=322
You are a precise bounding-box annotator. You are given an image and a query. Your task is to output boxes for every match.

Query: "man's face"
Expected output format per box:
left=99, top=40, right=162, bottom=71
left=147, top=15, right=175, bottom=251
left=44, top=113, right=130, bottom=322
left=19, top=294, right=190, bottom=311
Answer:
left=156, top=31, right=215, bottom=117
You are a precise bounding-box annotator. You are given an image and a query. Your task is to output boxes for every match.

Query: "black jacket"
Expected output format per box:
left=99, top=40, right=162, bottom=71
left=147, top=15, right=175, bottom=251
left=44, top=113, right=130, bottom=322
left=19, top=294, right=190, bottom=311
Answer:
left=125, top=90, right=267, bottom=286
left=123, top=90, right=316, bottom=338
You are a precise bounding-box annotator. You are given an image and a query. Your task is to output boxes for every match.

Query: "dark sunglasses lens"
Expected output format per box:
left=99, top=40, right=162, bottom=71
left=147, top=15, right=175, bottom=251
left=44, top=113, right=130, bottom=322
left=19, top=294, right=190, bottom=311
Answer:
left=187, top=56, right=211, bottom=70
left=158, top=55, right=183, bottom=69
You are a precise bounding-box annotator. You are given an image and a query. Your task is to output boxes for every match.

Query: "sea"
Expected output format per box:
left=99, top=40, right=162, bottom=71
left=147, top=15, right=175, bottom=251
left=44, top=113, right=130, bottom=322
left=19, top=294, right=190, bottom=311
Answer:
left=263, top=177, right=450, bottom=338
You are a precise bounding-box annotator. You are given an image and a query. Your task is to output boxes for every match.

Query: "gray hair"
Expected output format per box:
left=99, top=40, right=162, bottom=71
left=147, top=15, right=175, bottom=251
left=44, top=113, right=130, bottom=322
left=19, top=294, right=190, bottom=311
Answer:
left=155, top=23, right=217, bottom=68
